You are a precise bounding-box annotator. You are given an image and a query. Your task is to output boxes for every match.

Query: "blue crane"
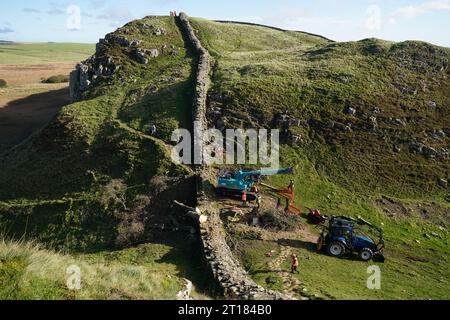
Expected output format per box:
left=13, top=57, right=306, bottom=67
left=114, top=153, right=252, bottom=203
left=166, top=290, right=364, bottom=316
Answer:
left=217, top=167, right=293, bottom=199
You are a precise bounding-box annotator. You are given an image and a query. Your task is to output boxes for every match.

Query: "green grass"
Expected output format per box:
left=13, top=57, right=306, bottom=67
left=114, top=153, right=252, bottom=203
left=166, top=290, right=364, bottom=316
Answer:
left=190, top=19, right=450, bottom=299
left=191, top=18, right=449, bottom=199
left=232, top=149, right=450, bottom=300
left=1, top=15, right=449, bottom=300
left=0, top=43, right=94, bottom=64
left=0, top=234, right=209, bottom=300
left=0, top=16, right=194, bottom=251
left=0, top=79, right=6, bottom=88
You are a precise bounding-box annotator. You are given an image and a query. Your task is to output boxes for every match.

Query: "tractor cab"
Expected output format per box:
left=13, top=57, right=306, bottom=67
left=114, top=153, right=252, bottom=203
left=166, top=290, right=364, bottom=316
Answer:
left=317, top=216, right=385, bottom=262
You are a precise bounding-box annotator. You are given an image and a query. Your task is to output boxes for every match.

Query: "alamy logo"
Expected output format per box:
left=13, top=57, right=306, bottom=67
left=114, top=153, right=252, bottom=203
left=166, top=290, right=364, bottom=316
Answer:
left=367, top=265, right=381, bottom=290
left=171, top=121, right=280, bottom=168
left=67, top=5, right=81, bottom=31
left=66, top=265, right=81, bottom=291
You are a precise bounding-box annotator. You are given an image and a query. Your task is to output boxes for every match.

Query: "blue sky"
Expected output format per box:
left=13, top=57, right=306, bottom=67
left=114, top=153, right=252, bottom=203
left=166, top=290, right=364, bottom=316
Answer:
left=1, top=0, right=449, bottom=46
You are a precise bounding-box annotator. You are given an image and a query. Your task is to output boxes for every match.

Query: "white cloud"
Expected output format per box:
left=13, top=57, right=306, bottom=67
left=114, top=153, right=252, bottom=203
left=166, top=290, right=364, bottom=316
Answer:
left=22, top=8, right=41, bottom=13
left=389, top=0, right=450, bottom=23
left=0, top=26, right=14, bottom=33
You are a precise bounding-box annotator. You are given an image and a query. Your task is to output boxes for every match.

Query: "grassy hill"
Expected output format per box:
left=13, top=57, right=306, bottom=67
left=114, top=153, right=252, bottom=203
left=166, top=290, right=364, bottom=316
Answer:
left=0, top=17, right=195, bottom=251
left=0, top=15, right=448, bottom=300
left=189, top=18, right=450, bottom=299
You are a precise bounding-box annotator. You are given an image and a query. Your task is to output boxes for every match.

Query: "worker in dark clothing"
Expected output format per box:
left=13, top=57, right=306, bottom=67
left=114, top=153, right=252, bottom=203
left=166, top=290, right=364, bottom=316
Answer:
left=291, top=254, right=299, bottom=274
left=256, top=195, right=262, bottom=208
left=276, top=198, right=281, bottom=209
left=285, top=198, right=290, bottom=212
left=149, top=124, right=157, bottom=136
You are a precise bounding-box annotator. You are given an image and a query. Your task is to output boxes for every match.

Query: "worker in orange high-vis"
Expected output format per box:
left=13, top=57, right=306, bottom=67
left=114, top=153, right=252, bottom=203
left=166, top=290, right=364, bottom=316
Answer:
left=241, top=192, right=248, bottom=207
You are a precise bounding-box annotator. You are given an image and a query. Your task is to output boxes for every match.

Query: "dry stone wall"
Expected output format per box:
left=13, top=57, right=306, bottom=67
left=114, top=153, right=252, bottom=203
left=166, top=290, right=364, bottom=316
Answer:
left=178, top=13, right=291, bottom=300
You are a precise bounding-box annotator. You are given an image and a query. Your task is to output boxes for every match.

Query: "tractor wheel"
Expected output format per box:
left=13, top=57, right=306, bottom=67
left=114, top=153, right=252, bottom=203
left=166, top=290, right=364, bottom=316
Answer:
left=327, top=242, right=345, bottom=257
left=359, top=248, right=374, bottom=262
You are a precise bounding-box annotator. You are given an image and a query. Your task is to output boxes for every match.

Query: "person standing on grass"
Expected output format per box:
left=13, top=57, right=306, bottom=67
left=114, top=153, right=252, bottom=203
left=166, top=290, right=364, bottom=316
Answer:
left=256, top=194, right=262, bottom=208
left=149, top=124, right=157, bottom=136
left=291, top=254, right=299, bottom=274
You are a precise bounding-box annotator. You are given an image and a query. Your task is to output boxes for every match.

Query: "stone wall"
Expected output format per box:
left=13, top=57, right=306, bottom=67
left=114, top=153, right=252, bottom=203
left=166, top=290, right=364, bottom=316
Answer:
left=178, top=12, right=210, bottom=138
left=178, top=12, right=291, bottom=300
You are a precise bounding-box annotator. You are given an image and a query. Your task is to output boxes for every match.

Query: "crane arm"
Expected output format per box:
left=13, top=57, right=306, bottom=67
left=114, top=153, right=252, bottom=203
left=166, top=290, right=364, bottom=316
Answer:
left=237, top=167, right=293, bottom=178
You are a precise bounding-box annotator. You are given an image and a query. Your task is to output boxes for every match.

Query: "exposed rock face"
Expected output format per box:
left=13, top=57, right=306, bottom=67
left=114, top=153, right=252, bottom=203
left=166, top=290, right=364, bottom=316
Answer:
left=70, top=23, right=168, bottom=100
left=345, top=107, right=357, bottom=116
left=409, top=141, right=449, bottom=159
left=133, top=48, right=159, bottom=64
left=69, top=55, right=121, bottom=101
left=390, top=42, right=449, bottom=75
left=273, top=112, right=303, bottom=129
left=70, top=63, right=90, bottom=101
left=176, top=279, right=193, bottom=300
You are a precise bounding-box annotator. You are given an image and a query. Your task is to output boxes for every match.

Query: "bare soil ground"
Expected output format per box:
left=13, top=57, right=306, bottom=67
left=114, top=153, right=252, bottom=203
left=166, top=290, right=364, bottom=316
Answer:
left=0, top=62, right=76, bottom=152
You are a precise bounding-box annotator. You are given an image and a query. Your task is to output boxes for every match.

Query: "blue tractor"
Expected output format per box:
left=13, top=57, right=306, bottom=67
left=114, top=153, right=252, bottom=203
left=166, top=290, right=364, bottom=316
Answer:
left=217, top=167, right=293, bottom=200
left=317, top=216, right=385, bottom=262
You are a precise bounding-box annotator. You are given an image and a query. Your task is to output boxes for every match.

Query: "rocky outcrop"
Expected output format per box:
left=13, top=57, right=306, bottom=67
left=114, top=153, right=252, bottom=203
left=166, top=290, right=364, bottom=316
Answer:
left=133, top=48, right=159, bottom=64
left=389, top=41, right=449, bottom=76
left=70, top=26, right=166, bottom=100
left=408, top=141, right=449, bottom=159
left=176, top=279, right=193, bottom=300
left=178, top=12, right=291, bottom=300
left=69, top=56, right=120, bottom=101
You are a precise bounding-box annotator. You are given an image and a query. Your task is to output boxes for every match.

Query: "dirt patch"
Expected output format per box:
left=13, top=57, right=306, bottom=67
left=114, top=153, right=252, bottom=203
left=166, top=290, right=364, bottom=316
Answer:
left=375, top=196, right=410, bottom=218
left=0, top=62, right=76, bottom=87
left=411, top=203, right=450, bottom=226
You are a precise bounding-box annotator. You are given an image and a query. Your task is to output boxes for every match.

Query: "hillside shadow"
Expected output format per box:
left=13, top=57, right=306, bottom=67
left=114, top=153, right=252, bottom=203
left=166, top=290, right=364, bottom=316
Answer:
left=0, top=87, right=69, bottom=152
left=277, top=238, right=317, bottom=253
left=152, top=231, right=216, bottom=296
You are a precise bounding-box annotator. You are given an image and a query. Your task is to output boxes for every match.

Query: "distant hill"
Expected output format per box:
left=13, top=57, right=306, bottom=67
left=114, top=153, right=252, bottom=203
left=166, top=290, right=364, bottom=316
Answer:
left=0, top=40, right=15, bottom=44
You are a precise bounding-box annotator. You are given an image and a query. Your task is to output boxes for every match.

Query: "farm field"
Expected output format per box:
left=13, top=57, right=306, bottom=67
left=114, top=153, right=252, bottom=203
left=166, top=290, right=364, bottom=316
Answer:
left=0, top=43, right=94, bottom=152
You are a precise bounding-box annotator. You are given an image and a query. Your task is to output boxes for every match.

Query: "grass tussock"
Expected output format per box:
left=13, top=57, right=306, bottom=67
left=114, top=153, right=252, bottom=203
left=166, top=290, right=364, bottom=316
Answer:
left=0, top=236, right=207, bottom=300
left=41, top=75, right=69, bottom=84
